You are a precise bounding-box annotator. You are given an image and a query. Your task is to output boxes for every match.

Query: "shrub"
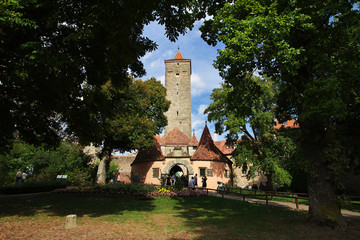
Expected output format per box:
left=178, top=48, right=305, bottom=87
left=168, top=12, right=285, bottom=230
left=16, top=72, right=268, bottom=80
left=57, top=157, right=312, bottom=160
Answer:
left=106, top=162, right=119, bottom=183
left=0, top=141, right=95, bottom=187
left=0, top=181, right=66, bottom=195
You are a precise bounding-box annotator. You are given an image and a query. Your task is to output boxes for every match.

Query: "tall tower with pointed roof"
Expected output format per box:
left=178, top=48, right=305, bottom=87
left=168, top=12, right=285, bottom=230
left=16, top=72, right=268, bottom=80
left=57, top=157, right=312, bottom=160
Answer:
left=164, top=51, right=192, bottom=137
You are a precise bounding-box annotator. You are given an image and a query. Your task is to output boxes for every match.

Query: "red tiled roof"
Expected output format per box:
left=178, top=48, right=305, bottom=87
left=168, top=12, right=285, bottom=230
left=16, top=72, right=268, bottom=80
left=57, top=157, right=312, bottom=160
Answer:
left=191, top=125, right=232, bottom=164
left=154, top=135, right=161, bottom=141
left=159, top=127, right=191, bottom=145
left=131, top=136, right=164, bottom=165
left=188, top=134, right=198, bottom=146
left=274, top=119, right=299, bottom=129
left=215, top=141, right=235, bottom=155
left=174, top=51, right=184, bottom=59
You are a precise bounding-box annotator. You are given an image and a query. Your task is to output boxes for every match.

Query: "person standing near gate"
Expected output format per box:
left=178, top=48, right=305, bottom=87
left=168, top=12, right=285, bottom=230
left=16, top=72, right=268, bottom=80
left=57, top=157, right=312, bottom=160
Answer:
left=15, top=170, right=22, bottom=184
left=194, top=174, right=198, bottom=188
left=21, top=172, right=27, bottom=183
left=171, top=174, right=176, bottom=186
left=189, top=177, right=195, bottom=190
left=202, top=176, right=207, bottom=188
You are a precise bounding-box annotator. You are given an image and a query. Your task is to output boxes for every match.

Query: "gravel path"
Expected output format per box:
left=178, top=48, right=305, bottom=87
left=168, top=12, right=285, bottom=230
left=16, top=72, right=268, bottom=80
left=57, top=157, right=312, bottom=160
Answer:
left=208, top=191, right=360, bottom=219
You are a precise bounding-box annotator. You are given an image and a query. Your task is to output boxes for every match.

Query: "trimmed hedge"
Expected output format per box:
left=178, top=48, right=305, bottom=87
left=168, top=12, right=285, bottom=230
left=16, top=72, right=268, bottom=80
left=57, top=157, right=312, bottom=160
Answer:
left=0, top=182, right=67, bottom=195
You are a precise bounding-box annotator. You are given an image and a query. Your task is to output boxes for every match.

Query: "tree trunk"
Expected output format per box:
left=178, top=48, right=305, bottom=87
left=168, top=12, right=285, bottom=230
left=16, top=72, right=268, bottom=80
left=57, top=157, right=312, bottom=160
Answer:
left=303, top=143, right=346, bottom=229
left=96, top=144, right=111, bottom=184
left=96, top=155, right=107, bottom=184
left=265, top=173, right=274, bottom=191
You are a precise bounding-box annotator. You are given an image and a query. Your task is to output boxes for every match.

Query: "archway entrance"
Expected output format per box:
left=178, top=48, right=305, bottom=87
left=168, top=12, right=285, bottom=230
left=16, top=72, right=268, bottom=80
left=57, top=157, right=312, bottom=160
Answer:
left=170, top=165, right=183, bottom=177
left=163, top=160, right=193, bottom=187
left=169, top=165, right=188, bottom=187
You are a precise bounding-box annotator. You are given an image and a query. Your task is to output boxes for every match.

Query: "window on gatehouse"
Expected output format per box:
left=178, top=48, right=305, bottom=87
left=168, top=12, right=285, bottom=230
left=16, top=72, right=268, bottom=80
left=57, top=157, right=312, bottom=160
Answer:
left=199, top=167, right=206, bottom=177
left=152, top=168, right=160, bottom=178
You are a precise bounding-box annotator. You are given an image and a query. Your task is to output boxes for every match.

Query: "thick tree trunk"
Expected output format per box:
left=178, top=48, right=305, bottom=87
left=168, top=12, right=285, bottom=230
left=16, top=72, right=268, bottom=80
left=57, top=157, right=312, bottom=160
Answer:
left=96, top=143, right=112, bottom=184
left=303, top=143, right=346, bottom=229
left=96, top=155, right=108, bottom=184
left=265, top=173, right=274, bottom=191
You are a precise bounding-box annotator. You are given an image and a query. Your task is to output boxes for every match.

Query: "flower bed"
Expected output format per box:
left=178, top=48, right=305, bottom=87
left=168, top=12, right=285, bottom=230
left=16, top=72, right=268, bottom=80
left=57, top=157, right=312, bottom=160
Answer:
left=53, top=183, right=207, bottom=198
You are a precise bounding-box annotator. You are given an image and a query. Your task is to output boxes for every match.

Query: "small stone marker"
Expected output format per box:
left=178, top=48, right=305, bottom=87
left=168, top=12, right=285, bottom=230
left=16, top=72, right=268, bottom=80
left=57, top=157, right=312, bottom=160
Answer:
left=65, top=214, right=77, bottom=229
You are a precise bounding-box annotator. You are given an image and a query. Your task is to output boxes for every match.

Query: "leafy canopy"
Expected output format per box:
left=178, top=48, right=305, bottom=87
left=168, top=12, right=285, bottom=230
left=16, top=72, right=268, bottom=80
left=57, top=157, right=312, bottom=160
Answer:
left=206, top=75, right=295, bottom=187
left=200, top=0, right=360, bottom=227
left=0, top=0, right=201, bottom=148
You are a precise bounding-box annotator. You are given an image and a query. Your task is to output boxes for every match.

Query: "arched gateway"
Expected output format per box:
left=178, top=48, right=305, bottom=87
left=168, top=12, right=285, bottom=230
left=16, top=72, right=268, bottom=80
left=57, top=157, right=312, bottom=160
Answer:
left=163, top=159, right=194, bottom=176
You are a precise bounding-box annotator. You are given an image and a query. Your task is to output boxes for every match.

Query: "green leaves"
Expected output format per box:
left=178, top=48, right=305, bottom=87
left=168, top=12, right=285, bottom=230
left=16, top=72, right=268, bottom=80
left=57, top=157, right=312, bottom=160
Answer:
left=1, top=0, right=199, bottom=149
left=0, top=141, right=93, bottom=186
left=205, top=74, right=295, bottom=187
left=201, top=0, right=360, bottom=226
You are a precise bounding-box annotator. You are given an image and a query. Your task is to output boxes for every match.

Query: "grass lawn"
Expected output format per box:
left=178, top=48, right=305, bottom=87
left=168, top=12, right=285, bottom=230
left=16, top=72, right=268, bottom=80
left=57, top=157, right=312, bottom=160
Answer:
left=1, top=193, right=359, bottom=240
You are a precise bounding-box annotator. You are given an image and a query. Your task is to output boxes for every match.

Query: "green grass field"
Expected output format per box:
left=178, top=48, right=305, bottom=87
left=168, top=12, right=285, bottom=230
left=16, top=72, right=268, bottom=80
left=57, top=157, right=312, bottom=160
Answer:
left=1, top=193, right=359, bottom=239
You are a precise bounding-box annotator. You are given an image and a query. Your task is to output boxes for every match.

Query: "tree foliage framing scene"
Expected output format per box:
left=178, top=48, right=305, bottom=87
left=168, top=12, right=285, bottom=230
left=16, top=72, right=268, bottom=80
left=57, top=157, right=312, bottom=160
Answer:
left=201, top=0, right=360, bottom=229
left=1, top=0, right=360, bottom=234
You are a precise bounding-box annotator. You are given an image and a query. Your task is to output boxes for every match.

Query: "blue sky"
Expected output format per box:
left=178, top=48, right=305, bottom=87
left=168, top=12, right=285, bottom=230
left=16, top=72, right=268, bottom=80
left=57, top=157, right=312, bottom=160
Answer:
left=140, top=21, right=226, bottom=141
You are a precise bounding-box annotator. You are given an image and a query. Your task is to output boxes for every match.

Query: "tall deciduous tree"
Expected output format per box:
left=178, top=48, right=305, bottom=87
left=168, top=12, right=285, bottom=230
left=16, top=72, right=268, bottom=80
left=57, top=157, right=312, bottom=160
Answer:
left=201, top=0, right=360, bottom=228
left=67, top=77, right=170, bottom=184
left=205, top=75, right=295, bottom=190
left=0, top=0, right=200, bottom=148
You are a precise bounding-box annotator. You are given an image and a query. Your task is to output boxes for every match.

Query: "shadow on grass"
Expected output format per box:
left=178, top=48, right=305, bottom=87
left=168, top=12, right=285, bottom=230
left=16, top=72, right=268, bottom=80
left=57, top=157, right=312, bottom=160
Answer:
left=170, top=196, right=307, bottom=240
left=0, top=192, right=156, bottom=218
left=1, top=193, right=358, bottom=239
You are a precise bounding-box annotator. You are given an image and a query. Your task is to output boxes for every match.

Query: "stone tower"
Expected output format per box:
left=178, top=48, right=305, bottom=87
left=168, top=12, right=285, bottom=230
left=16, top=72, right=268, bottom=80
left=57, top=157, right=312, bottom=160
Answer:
left=164, top=51, right=192, bottom=137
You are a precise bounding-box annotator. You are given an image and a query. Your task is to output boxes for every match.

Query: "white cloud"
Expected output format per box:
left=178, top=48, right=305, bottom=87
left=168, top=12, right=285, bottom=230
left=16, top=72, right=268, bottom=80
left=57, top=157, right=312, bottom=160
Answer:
left=191, top=73, right=207, bottom=96
left=141, top=51, right=154, bottom=61
left=192, top=113, right=206, bottom=132
left=198, top=104, right=208, bottom=115
left=149, top=59, right=162, bottom=68
left=157, top=75, right=165, bottom=86
left=162, top=50, right=175, bottom=59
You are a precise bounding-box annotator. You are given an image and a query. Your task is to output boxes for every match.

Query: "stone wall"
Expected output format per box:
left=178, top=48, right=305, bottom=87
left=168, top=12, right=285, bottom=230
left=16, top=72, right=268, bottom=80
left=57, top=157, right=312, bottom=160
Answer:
left=112, top=155, right=135, bottom=173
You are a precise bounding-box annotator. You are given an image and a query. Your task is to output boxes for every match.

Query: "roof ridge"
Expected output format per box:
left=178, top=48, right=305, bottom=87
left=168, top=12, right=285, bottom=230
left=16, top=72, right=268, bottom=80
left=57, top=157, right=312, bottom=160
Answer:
left=190, top=125, right=232, bottom=163
left=160, top=127, right=191, bottom=145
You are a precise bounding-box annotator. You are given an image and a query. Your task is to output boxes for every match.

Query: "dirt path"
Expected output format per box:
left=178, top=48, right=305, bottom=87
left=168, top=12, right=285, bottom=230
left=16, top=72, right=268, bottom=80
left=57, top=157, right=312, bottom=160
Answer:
left=208, top=191, right=360, bottom=219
